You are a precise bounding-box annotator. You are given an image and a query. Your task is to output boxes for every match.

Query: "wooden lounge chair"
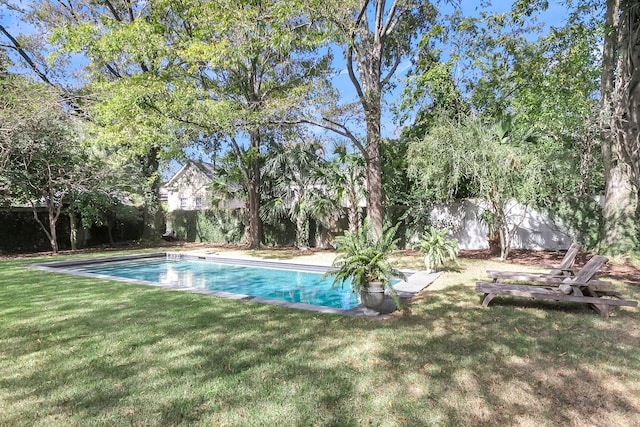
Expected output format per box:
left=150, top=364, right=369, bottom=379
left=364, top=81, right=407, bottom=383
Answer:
left=476, top=255, right=638, bottom=318
left=486, top=243, right=581, bottom=281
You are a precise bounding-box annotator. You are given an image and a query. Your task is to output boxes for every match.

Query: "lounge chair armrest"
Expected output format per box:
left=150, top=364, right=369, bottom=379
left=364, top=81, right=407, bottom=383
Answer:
left=485, top=271, right=570, bottom=282
left=485, top=269, right=574, bottom=279
left=540, top=263, right=560, bottom=269
left=522, top=276, right=612, bottom=287
left=486, top=270, right=544, bottom=278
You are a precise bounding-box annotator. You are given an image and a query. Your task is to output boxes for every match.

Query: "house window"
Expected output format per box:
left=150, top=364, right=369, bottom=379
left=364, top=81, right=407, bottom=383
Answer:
left=180, top=197, right=188, bottom=209
left=195, top=196, right=203, bottom=209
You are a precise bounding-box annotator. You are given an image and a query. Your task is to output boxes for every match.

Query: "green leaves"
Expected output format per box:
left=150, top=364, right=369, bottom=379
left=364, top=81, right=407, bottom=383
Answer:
left=414, top=226, right=459, bottom=271
left=260, top=139, right=338, bottom=247
left=325, top=219, right=403, bottom=308
left=407, top=111, right=552, bottom=259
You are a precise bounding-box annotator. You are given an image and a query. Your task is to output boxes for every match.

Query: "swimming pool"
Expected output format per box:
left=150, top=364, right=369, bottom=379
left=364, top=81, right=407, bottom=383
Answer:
left=37, top=253, right=361, bottom=311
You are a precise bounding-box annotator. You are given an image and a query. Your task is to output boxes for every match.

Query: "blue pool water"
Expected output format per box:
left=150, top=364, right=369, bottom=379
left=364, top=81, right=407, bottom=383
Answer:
left=71, top=258, right=359, bottom=310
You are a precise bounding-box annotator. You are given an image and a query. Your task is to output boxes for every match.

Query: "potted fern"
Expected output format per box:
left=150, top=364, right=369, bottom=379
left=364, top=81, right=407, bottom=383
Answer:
left=414, top=226, right=460, bottom=273
left=325, top=221, right=403, bottom=311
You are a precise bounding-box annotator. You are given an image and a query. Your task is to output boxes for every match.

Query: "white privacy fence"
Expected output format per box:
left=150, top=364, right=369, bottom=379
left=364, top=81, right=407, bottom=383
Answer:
left=428, top=199, right=574, bottom=250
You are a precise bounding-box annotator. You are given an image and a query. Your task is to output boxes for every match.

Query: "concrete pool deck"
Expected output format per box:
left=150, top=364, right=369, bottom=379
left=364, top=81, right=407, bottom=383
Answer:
left=184, top=248, right=340, bottom=266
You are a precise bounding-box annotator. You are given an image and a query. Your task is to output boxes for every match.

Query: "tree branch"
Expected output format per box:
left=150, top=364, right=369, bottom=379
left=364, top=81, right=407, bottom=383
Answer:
left=381, top=0, right=401, bottom=38
left=0, top=24, right=91, bottom=119
left=381, top=52, right=402, bottom=87
left=347, top=45, right=365, bottom=100
left=354, top=0, right=370, bottom=29
left=292, top=117, right=366, bottom=155
left=0, top=24, right=55, bottom=87
left=103, top=0, right=122, bottom=21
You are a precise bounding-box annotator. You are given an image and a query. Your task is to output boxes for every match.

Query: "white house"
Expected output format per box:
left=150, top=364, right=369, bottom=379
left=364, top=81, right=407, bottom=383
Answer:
left=160, top=160, right=244, bottom=212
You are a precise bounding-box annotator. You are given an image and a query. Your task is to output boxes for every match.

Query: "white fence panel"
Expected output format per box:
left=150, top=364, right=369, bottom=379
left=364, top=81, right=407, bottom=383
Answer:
left=429, top=199, right=574, bottom=250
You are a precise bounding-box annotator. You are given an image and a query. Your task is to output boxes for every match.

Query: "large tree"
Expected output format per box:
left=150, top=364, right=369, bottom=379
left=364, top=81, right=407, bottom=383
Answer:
left=51, top=0, right=330, bottom=248
left=307, top=0, right=437, bottom=239
left=600, top=0, right=640, bottom=254
left=0, top=75, right=98, bottom=253
left=1, top=0, right=176, bottom=240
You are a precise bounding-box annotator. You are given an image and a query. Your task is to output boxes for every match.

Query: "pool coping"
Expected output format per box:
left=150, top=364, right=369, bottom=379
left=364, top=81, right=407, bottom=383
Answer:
left=27, top=252, right=440, bottom=318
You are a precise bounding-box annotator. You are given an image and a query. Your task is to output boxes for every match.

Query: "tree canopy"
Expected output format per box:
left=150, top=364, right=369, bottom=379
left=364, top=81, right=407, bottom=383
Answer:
left=0, top=74, right=100, bottom=252
left=2, top=0, right=639, bottom=256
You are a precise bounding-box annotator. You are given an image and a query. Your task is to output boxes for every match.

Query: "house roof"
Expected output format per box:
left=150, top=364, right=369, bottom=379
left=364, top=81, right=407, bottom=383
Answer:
left=191, top=160, right=216, bottom=181
left=162, top=160, right=216, bottom=189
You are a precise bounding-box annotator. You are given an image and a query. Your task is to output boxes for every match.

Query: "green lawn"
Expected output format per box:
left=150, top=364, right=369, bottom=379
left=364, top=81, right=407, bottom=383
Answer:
left=1, top=250, right=639, bottom=426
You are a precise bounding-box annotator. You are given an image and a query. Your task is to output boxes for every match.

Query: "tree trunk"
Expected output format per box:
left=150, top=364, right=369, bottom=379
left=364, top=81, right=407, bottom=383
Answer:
left=141, top=146, right=164, bottom=242
left=347, top=193, right=360, bottom=234
left=246, top=131, right=262, bottom=249
left=69, top=213, right=78, bottom=251
left=48, top=207, right=58, bottom=254
left=107, top=218, right=115, bottom=246
left=615, top=0, right=640, bottom=189
left=600, top=0, right=640, bottom=253
left=601, top=163, right=638, bottom=252
left=363, top=91, right=384, bottom=240
left=365, top=123, right=384, bottom=240
left=31, top=202, right=58, bottom=254
left=247, top=178, right=261, bottom=248
left=296, top=214, right=309, bottom=248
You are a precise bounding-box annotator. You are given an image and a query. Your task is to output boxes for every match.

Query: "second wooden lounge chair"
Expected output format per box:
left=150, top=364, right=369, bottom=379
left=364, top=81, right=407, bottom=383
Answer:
left=476, top=255, right=638, bottom=318
left=486, top=243, right=581, bottom=282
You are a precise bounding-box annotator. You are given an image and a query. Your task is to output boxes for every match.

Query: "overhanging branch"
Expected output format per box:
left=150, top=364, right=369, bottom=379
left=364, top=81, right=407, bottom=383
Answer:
left=289, top=117, right=366, bottom=156
left=0, top=24, right=55, bottom=87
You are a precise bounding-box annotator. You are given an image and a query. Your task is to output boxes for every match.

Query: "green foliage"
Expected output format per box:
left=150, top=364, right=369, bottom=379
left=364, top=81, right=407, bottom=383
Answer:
left=169, top=209, right=244, bottom=244
left=414, top=227, right=459, bottom=271
left=380, top=136, right=437, bottom=248
left=261, top=139, right=338, bottom=247
left=0, top=75, right=102, bottom=252
left=0, top=210, right=65, bottom=253
left=67, top=192, right=141, bottom=235
left=327, top=143, right=366, bottom=234
left=548, top=195, right=603, bottom=250
left=325, top=220, right=403, bottom=308
left=451, top=3, right=602, bottom=174
left=407, top=111, right=550, bottom=259
left=381, top=137, right=412, bottom=209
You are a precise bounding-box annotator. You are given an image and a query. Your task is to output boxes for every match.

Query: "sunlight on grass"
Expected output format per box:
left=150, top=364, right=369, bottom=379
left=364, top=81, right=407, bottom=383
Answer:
left=1, top=250, right=639, bottom=426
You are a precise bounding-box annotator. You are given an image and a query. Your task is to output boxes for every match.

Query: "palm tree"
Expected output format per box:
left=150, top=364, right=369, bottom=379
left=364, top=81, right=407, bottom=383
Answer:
left=208, top=153, right=251, bottom=243
left=261, top=139, right=339, bottom=247
left=328, top=144, right=366, bottom=234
